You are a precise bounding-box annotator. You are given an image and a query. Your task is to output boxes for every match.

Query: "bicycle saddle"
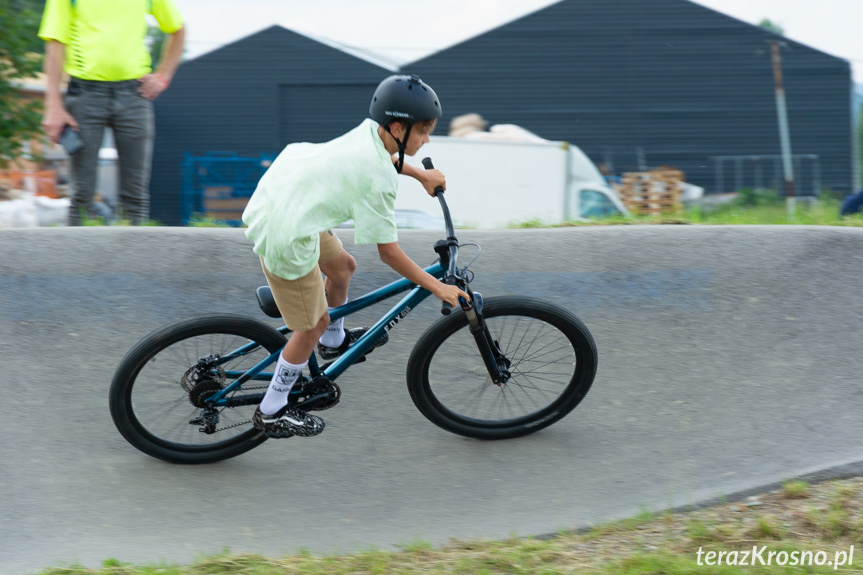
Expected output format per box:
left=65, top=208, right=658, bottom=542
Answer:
left=255, top=286, right=282, bottom=318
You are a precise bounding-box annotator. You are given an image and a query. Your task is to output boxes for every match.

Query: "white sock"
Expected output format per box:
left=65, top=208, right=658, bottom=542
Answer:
left=260, top=356, right=306, bottom=415
left=319, top=297, right=348, bottom=347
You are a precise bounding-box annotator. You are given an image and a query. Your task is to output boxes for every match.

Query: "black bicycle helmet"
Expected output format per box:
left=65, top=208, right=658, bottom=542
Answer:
left=369, top=74, right=442, bottom=173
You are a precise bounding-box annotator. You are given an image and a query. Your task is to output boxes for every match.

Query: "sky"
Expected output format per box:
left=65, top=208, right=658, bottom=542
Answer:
left=173, top=0, right=863, bottom=83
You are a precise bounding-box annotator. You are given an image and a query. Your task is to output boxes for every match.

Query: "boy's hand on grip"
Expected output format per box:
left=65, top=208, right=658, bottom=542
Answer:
left=421, top=169, right=446, bottom=197
left=434, top=283, right=469, bottom=308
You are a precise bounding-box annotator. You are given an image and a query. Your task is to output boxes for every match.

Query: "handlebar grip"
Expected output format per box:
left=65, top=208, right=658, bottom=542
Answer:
left=441, top=301, right=453, bottom=316
left=422, top=157, right=445, bottom=197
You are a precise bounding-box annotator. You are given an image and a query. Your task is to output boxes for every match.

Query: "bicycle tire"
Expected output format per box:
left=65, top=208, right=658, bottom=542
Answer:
left=406, top=296, right=597, bottom=439
left=109, top=315, right=287, bottom=464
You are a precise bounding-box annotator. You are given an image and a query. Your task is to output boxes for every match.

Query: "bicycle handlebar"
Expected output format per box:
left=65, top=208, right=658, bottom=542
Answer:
left=421, top=157, right=445, bottom=195
left=422, top=157, right=459, bottom=315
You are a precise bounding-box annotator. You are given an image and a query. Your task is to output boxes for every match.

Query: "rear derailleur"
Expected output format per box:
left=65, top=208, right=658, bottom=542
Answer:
left=189, top=408, right=220, bottom=434
left=183, top=354, right=226, bottom=434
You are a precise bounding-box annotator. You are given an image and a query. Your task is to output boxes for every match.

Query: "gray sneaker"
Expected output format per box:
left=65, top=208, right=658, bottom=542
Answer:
left=252, top=404, right=325, bottom=438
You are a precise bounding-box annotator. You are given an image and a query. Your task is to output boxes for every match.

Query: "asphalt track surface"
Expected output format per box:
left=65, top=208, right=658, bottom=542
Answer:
left=2, top=226, right=863, bottom=574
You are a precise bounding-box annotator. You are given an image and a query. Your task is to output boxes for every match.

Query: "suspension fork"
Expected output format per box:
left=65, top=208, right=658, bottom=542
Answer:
left=461, top=286, right=511, bottom=384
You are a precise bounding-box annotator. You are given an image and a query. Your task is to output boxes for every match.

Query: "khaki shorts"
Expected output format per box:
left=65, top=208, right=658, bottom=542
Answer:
left=261, top=229, right=344, bottom=331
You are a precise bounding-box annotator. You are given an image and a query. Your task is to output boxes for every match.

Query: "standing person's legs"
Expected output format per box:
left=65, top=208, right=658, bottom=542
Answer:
left=64, top=81, right=108, bottom=226
left=112, top=84, right=154, bottom=224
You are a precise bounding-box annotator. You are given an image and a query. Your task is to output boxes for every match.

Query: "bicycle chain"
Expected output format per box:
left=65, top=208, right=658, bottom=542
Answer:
left=211, top=418, right=254, bottom=433
left=194, top=385, right=267, bottom=433
left=197, top=383, right=339, bottom=434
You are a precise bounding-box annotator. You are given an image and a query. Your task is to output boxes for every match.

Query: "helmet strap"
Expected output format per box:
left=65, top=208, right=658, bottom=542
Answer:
left=385, top=123, right=413, bottom=174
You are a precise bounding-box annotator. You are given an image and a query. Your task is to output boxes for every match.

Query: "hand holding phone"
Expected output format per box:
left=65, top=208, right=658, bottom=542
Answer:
left=59, top=125, right=84, bottom=155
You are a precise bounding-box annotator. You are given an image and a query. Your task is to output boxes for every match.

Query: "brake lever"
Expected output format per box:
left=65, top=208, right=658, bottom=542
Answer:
left=440, top=277, right=473, bottom=316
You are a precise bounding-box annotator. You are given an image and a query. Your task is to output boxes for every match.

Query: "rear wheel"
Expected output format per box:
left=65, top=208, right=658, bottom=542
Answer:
left=109, top=315, right=286, bottom=463
left=407, top=296, right=597, bottom=439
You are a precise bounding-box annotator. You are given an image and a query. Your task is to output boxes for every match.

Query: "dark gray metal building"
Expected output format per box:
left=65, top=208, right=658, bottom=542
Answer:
left=408, top=0, right=856, bottom=199
left=151, top=26, right=393, bottom=225
left=151, top=0, right=857, bottom=225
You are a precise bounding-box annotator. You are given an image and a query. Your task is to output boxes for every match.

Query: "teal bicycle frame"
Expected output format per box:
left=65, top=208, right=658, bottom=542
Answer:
left=205, top=261, right=446, bottom=407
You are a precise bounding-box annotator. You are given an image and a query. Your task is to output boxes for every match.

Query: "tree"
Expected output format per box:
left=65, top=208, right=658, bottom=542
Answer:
left=758, top=18, right=785, bottom=36
left=21, top=0, right=46, bottom=54
left=0, top=0, right=44, bottom=167
left=147, top=25, right=167, bottom=68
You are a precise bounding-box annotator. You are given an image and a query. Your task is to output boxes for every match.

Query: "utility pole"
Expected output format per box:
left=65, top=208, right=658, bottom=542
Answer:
left=770, top=41, right=795, bottom=220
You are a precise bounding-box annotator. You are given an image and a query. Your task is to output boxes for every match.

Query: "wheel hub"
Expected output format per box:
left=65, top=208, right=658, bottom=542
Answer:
left=181, top=359, right=226, bottom=407
left=188, top=379, right=224, bottom=408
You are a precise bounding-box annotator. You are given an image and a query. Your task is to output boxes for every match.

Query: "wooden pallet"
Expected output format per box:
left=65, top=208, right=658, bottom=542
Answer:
left=202, top=193, right=249, bottom=221
left=617, top=170, right=683, bottom=215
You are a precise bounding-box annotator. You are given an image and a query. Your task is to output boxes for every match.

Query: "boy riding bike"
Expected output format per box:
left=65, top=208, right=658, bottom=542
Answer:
left=242, top=75, right=468, bottom=439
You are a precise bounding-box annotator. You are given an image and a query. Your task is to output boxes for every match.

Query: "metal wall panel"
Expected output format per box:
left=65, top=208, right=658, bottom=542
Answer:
left=152, top=1, right=855, bottom=225
left=151, top=27, right=392, bottom=225
left=278, top=84, right=377, bottom=145
left=408, top=0, right=854, bottom=196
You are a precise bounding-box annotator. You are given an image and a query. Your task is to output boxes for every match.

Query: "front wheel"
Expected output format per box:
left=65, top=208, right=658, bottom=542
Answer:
left=109, top=315, right=287, bottom=463
left=407, top=296, right=597, bottom=439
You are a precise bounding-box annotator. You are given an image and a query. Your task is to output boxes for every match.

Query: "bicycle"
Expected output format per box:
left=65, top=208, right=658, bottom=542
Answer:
left=109, top=158, right=598, bottom=464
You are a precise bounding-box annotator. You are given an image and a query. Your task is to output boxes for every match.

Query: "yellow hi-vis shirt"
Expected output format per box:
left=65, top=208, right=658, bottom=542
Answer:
left=38, top=0, right=184, bottom=81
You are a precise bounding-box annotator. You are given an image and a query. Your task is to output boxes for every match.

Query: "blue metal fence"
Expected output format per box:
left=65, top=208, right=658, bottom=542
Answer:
left=180, top=152, right=275, bottom=225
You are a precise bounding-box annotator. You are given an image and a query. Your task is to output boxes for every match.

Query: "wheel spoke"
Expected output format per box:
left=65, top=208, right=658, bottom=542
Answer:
left=419, top=301, right=592, bottom=432
left=111, top=317, right=285, bottom=462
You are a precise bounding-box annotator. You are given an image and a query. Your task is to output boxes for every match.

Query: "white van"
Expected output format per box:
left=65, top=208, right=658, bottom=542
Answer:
left=395, top=136, right=627, bottom=228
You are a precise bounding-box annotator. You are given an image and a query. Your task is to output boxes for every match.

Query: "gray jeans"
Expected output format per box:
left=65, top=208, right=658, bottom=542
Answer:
left=64, top=77, right=154, bottom=225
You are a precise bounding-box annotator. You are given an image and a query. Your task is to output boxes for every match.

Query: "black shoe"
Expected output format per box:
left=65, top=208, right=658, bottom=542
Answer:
left=252, top=404, right=324, bottom=438
left=316, top=327, right=388, bottom=361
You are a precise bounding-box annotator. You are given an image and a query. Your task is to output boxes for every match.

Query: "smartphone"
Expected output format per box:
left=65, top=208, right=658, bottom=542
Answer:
left=59, top=125, right=84, bottom=155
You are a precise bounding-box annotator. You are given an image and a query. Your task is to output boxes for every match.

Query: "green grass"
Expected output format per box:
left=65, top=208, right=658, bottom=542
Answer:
left=33, top=541, right=855, bottom=575
left=187, top=214, right=234, bottom=228
left=781, top=480, right=809, bottom=499
left=511, top=192, right=863, bottom=228
left=35, top=476, right=863, bottom=575
left=581, top=506, right=661, bottom=540
left=33, top=484, right=863, bottom=575
left=80, top=216, right=162, bottom=227
left=77, top=212, right=234, bottom=227
left=679, top=197, right=863, bottom=226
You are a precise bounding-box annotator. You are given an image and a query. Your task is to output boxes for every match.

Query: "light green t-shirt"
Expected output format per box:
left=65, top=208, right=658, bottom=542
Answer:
left=243, top=119, right=399, bottom=280
left=38, top=0, right=184, bottom=81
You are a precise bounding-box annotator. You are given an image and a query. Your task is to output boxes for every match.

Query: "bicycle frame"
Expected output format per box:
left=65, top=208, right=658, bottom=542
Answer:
left=205, top=261, right=446, bottom=407
left=205, top=161, right=510, bottom=407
